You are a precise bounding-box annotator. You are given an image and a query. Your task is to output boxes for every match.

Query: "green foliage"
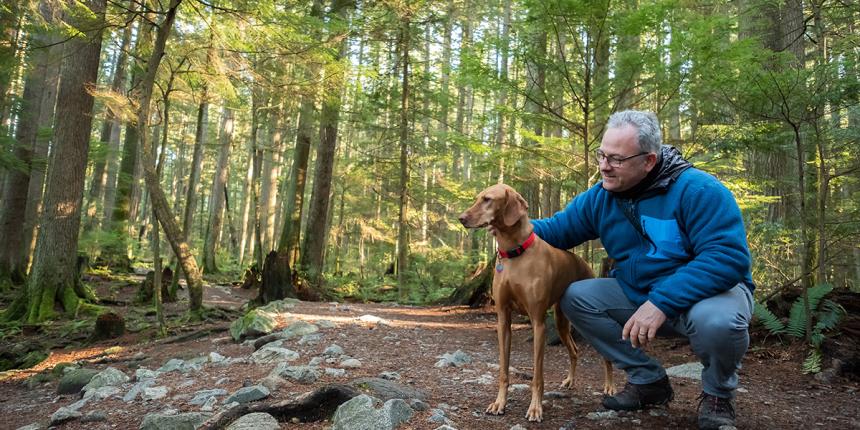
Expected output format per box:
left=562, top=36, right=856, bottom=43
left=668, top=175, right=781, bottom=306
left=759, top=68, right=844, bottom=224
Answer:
left=753, top=301, right=785, bottom=335
left=755, top=284, right=847, bottom=373
left=786, top=284, right=834, bottom=338
left=802, top=348, right=822, bottom=374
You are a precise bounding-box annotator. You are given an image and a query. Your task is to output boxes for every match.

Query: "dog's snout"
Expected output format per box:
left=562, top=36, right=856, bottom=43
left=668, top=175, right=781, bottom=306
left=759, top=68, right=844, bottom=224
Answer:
left=458, top=214, right=469, bottom=226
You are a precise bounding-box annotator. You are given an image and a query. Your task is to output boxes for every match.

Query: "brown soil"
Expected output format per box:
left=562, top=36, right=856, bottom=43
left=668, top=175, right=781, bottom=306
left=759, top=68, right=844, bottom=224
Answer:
left=1, top=280, right=859, bottom=430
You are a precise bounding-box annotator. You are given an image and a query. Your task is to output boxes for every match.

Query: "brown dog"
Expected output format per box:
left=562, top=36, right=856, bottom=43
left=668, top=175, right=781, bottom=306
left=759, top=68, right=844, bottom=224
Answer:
left=459, top=184, right=615, bottom=422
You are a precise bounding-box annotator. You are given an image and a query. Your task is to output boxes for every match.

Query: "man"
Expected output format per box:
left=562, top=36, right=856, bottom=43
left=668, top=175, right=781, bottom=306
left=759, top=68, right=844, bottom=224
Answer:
left=531, top=110, right=754, bottom=430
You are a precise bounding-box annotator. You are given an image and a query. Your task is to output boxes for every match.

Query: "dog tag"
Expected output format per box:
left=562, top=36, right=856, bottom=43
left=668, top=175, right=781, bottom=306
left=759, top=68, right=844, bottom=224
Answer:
left=495, top=263, right=504, bottom=272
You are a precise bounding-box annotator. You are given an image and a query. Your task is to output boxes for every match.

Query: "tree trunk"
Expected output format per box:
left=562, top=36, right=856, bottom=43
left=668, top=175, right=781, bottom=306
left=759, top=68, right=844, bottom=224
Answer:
left=106, top=19, right=153, bottom=270
left=85, top=16, right=133, bottom=231
left=301, top=0, right=352, bottom=285
left=25, top=0, right=106, bottom=322
left=135, top=0, right=205, bottom=313
left=203, top=106, right=235, bottom=273
left=396, top=15, right=411, bottom=301
left=260, top=105, right=284, bottom=252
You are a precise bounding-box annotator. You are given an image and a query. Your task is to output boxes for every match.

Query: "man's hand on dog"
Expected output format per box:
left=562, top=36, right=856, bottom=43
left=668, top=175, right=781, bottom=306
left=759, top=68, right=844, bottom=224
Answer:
left=622, top=301, right=667, bottom=349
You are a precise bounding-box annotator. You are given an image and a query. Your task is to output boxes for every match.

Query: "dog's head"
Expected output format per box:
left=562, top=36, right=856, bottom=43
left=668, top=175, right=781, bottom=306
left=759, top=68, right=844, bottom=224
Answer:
left=458, top=184, right=529, bottom=229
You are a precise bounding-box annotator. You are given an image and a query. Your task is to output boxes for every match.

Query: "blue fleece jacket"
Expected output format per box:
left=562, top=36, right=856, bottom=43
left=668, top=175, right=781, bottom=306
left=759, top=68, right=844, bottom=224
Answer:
left=532, top=166, right=755, bottom=319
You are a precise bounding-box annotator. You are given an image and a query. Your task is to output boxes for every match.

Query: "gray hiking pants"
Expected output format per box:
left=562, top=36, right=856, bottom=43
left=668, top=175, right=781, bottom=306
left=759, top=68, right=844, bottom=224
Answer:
left=560, top=278, right=754, bottom=398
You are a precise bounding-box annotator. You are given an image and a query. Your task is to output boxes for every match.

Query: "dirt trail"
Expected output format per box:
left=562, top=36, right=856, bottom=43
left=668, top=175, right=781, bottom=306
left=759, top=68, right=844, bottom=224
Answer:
left=1, top=282, right=858, bottom=429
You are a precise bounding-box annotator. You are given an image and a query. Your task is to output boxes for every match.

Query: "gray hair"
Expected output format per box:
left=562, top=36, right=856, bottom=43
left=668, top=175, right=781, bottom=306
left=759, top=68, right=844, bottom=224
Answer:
left=607, top=110, right=663, bottom=156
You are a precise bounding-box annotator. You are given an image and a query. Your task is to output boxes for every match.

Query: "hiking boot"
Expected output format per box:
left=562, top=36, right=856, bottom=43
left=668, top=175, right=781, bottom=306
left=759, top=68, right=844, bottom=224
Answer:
left=601, top=375, right=674, bottom=411
left=697, top=392, right=736, bottom=429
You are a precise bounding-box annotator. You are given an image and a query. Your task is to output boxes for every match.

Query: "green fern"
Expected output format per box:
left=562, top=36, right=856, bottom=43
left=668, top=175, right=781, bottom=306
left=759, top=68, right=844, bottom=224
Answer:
left=753, top=301, right=786, bottom=335
left=786, top=284, right=833, bottom=338
left=814, top=300, right=846, bottom=331
left=802, top=348, right=822, bottom=374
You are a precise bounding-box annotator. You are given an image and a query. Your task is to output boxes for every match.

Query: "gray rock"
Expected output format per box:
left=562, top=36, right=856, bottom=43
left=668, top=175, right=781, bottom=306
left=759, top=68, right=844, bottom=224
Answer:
left=665, top=362, right=704, bottom=380
left=57, top=368, right=100, bottom=395
left=135, top=367, right=160, bottom=381
left=209, top=352, right=227, bottom=363
left=142, top=386, right=168, bottom=400
left=510, top=425, right=528, bottom=430
left=434, top=426, right=457, bottom=430
left=260, top=375, right=286, bottom=392
left=435, top=350, right=471, bottom=368
left=429, top=408, right=453, bottom=425
left=509, top=383, right=529, bottom=392
left=15, top=424, right=44, bottom=430
left=586, top=410, right=619, bottom=420
left=408, top=399, right=429, bottom=411
left=230, top=308, right=279, bottom=341
left=157, top=358, right=186, bottom=373
left=323, top=344, right=344, bottom=356
left=190, top=389, right=229, bottom=405
left=349, top=377, right=428, bottom=401
left=379, top=371, right=401, bottom=380
left=139, top=411, right=212, bottom=430
left=51, top=407, right=82, bottom=425
left=125, top=379, right=156, bottom=402
left=331, top=394, right=413, bottom=430
left=284, top=320, right=319, bottom=336
left=81, top=411, right=107, bottom=422
left=273, top=364, right=321, bottom=384
left=317, top=320, right=337, bottom=329
left=309, top=356, right=325, bottom=366
left=355, top=314, right=389, bottom=325
left=225, top=412, right=280, bottom=430
left=718, top=426, right=738, bottom=430
left=341, top=358, right=362, bottom=368
left=225, top=385, right=270, bottom=404
left=201, top=396, right=218, bottom=411
left=83, top=385, right=121, bottom=401
left=299, top=333, right=323, bottom=345
left=250, top=346, right=299, bottom=364
left=325, top=367, right=347, bottom=377
left=258, top=299, right=299, bottom=313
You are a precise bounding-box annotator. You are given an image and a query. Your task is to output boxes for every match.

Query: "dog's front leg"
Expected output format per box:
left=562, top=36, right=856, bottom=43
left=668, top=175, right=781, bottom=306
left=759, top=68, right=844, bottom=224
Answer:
left=486, top=308, right=512, bottom=416
left=527, top=314, right=547, bottom=422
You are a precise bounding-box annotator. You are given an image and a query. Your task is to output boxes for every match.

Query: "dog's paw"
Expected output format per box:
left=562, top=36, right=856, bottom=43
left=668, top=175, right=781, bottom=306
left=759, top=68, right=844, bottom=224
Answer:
left=603, top=382, right=617, bottom=396
left=561, top=376, right=574, bottom=389
left=526, top=403, right=543, bottom=422
left=485, top=401, right=506, bottom=416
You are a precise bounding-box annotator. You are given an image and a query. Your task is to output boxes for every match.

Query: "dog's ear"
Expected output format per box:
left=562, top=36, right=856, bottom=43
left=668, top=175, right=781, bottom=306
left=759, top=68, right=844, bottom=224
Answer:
left=502, top=189, right=528, bottom=227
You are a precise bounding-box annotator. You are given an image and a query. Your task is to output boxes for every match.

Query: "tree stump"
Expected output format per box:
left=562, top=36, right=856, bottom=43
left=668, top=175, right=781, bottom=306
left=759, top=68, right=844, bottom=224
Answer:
left=91, top=312, right=125, bottom=340
left=256, top=251, right=296, bottom=304
left=139, top=267, right=174, bottom=303
left=445, top=261, right=493, bottom=307
left=242, top=263, right=262, bottom=290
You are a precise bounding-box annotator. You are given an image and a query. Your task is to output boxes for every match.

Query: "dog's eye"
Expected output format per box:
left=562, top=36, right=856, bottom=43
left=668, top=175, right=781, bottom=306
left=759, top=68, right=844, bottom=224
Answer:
left=482, top=196, right=492, bottom=203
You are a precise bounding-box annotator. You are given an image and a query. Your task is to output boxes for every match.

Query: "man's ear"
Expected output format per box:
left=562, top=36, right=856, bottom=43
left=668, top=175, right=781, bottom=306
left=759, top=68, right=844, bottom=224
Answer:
left=502, top=190, right=528, bottom=227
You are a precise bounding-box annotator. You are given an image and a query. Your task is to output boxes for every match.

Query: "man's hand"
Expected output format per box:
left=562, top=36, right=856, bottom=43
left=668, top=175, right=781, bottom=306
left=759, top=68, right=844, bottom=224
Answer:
left=622, top=301, right=667, bottom=349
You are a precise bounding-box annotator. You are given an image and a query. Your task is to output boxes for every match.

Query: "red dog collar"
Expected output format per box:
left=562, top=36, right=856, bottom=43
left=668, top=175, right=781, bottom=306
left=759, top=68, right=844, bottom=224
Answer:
left=498, top=232, right=536, bottom=259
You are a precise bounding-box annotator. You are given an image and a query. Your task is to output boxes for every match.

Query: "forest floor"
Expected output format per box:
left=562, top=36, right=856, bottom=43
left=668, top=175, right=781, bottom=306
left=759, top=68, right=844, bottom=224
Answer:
left=1, top=274, right=859, bottom=430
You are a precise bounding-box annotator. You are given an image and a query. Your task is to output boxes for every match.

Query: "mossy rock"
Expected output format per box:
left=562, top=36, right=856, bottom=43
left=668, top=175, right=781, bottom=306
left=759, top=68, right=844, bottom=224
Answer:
left=57, top=368, right=100, bottom=395
left=51, top=362, right=78, bottom=377
left=230, top=309, right=278, bottom=341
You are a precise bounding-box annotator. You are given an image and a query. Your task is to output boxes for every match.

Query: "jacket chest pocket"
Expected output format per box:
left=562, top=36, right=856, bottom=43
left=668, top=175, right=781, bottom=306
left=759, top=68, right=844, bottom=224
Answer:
left=641, top=215, right=690, bottom=260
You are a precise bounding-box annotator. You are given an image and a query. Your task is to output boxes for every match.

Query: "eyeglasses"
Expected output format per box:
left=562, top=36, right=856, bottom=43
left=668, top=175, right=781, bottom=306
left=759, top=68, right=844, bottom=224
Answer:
left=594, top=150, right=649, bottom=168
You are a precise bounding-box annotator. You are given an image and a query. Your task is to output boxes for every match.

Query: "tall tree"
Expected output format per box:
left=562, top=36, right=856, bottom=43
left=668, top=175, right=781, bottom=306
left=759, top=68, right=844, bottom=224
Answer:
left=203, top=106, right=235, bottom=273
left=301, top=0, right=354, bottom=285
left=22, top=0, right=106, bottom=322
left=135, top=0, right=206, bottom=313
left=0, top=2, right=61, bottom=283
left=396, top=11, right=411, bottom=300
